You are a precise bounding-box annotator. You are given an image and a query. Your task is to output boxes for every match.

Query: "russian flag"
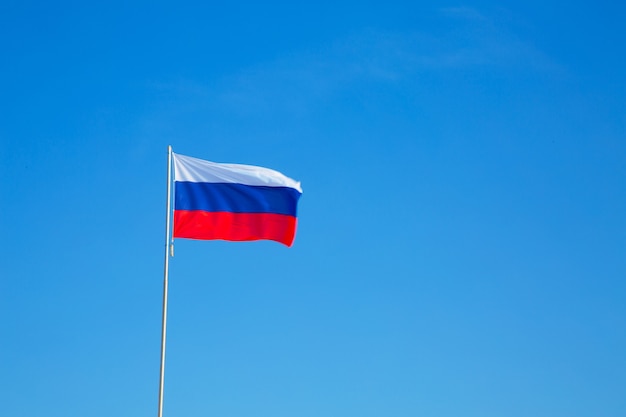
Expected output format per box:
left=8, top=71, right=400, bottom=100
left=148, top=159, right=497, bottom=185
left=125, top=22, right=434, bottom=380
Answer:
left=172, top=153, right=303, bottom=247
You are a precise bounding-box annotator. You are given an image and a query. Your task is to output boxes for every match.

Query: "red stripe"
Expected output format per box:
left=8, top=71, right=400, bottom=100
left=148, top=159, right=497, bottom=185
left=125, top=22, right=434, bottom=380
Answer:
left=173, top=210, right=298, bottom=247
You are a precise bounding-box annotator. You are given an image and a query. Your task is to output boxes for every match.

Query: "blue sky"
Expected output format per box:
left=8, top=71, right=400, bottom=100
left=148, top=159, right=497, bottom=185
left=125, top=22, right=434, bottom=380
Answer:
left=1, top=2, right=625, bottom=416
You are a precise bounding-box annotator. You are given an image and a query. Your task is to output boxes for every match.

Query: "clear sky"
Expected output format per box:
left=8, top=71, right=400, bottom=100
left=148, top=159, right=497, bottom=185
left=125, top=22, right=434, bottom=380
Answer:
left=1, top=2, right=625, bottom=416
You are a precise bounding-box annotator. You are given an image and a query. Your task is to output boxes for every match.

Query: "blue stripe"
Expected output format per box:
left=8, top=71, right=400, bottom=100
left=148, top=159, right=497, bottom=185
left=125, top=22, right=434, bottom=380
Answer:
left=174, top=182, right=301, bottom=216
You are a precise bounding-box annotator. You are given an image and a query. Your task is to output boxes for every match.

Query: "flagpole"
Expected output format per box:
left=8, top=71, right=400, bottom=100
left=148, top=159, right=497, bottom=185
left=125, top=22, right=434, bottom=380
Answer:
left=158, top=145, right=173, bottom=417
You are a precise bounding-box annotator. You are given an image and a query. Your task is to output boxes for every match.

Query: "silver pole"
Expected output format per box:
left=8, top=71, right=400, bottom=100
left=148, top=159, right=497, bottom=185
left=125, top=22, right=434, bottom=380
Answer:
left=158, top=145, right=173, bottom=417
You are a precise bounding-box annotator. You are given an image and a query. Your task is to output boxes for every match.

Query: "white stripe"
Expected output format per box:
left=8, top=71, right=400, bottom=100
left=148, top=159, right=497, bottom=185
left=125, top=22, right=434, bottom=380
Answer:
left=173, top=152, right=302, bottom=192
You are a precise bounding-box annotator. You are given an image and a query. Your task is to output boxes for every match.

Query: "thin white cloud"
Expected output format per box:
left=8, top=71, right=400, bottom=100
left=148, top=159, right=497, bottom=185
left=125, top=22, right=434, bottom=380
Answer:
left=433, top=6, right=561, bottom=71
left=440, top=6, right=488, bottom=21
left=145, top=8, right=562, bottom=119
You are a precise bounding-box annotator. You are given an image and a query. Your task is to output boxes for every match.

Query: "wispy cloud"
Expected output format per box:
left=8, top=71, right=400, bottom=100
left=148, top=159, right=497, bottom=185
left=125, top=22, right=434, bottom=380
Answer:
left=217, top=7, right=560, bottom=108
left=145, top=7, right=562, bottom=120
left=434, top=6, right=561, bottom=71
left=440, top=6, right=489, bottom=21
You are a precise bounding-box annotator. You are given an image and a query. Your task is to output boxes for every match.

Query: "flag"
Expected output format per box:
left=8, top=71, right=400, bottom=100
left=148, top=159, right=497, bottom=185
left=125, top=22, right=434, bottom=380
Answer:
left=172, top=152, right=303, bottom=246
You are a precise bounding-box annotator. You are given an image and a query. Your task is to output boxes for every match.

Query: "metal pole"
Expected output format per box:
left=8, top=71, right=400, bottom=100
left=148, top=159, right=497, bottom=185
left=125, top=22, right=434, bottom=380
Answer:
left=158, top=145, right=173, bottom=417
